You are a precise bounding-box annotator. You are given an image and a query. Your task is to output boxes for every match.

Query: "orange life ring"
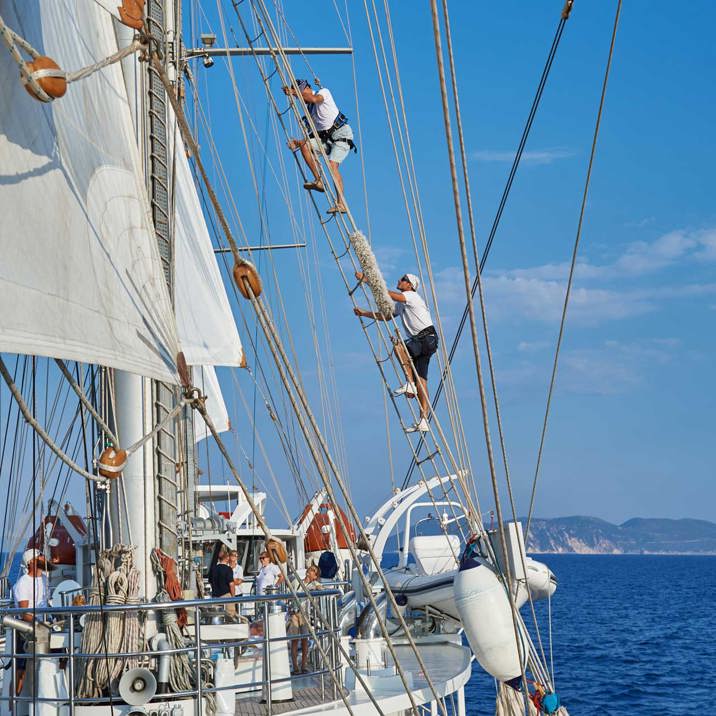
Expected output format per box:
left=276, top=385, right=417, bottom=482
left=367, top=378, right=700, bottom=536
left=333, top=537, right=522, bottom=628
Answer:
left=98, top=447, right=127, bottom=480
left=266, top=538, right=287, bottom=564
left=118, top=0, right=145, bottom=30
left=23, top=57, right=66, bottom=101
left=233, top=261, right=262, bottom=300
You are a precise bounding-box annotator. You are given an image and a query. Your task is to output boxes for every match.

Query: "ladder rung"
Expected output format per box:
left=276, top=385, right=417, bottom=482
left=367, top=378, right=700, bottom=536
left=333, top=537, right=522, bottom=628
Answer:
left=416, top=450, right=439, bottom=466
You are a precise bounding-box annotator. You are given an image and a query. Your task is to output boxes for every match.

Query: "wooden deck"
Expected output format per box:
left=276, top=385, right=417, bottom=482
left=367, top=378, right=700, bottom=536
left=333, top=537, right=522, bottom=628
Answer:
left=235, top=675, right=345, bottom=715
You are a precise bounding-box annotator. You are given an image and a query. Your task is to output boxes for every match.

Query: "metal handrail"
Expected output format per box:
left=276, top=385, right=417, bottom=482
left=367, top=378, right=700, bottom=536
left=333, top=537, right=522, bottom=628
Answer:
left=0, top=588, right=341, bottom=616
left=0, top=591, right=344, bottom=713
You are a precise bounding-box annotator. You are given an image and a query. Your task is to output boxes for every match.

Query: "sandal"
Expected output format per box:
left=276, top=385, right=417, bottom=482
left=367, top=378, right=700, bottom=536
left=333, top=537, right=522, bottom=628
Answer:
left=303, top=180, right=325, bottom=193
left=326, top=204, right=347, bottom=214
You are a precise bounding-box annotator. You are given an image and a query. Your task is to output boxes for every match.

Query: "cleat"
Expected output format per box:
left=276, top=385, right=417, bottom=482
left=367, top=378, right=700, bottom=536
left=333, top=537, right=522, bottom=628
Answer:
left=405, top=418, right=430, bottom=434
left=303, top=179, right=325, bottom=192
left=393, top=382, right=417, bottom=397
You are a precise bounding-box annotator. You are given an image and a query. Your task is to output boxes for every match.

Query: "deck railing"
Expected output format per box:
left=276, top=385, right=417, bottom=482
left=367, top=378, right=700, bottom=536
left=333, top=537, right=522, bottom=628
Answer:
left=0, top=589, right=342, bottom=715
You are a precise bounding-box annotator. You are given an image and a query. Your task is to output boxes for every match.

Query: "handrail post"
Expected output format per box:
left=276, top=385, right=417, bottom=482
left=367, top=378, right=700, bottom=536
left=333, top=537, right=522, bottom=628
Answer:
left=195, top=604, right=203, bottom=715
left=331, top=593, right=338, bottom=700
left=10, top=628, right=16, bottom=714
left=68, top=613, right=75, bottom=715
left=264, top=597, right=272, bottom=716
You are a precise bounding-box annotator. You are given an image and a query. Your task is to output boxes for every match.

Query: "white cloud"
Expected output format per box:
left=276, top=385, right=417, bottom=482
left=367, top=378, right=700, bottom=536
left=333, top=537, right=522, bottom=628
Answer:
left=559, top=339, right=681, bottom=395
left=472, top=147, right=574, bottom=165
left=428, top=228, right=715, bottom=326
left=497, top=339, right=682, bottom=396
left=613, top=230, right=698, bottom=275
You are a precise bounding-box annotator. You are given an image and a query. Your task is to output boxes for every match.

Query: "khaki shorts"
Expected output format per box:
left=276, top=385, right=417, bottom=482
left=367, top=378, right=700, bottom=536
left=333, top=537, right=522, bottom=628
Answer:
left=287, top=611, right=309, bottom=636
left=308, top=124, right=353, bottom=164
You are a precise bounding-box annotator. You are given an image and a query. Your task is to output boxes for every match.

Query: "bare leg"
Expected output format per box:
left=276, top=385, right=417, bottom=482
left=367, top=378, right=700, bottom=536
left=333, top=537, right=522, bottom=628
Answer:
left=416, top=376, right=429, bottom=419
left=328, top=160, right=345, bottom=206
left=297, top=140, right=321, bottom=181
left=393, top=342, right=418, bottom=393
left=291, top=639, right=299, bottom=671
left=16, top=669, right=25, bottom=696
left=300, top=637, right=309, bottom=671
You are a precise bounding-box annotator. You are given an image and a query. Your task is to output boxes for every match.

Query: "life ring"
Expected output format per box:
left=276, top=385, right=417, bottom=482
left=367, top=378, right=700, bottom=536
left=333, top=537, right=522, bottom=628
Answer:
left=23, top=57, right=67, bottom=101
left=233, top=261, right=262, bottom=300
left=118, top=0, right=146, bottom=30
left=266, top=538, right=287, bottom=564
left=98, top=447, right=128, bottom=480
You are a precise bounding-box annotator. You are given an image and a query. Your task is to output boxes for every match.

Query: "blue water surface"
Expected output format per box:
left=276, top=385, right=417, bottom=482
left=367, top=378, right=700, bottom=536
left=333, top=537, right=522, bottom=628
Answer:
left=466, top=555, right=716, bottom=715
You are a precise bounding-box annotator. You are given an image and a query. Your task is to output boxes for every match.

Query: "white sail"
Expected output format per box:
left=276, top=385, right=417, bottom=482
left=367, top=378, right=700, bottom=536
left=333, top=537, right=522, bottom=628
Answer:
left=171, top=112, right=245, bottom=368
left=0, top=1, right=178, bottom=382
left=194, top=365, right=230, bottom=443
left=91, top=1, right=122, bottom=21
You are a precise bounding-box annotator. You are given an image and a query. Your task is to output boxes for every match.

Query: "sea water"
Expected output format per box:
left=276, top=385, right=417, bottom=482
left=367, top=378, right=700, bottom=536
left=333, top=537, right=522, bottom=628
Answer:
left=466, top=554, right=715, bottom=715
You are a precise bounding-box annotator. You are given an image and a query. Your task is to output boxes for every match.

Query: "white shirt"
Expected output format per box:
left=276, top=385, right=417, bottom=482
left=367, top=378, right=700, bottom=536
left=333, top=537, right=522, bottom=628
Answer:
left=255, top=563, right=281, bottom=595
left=309, top=88, right=340, bottom=131
left=232, top=564, right=244, bottom=582
left=394, top=291, right=433, bottom=337
left=13, top=573, right=48, bottom=609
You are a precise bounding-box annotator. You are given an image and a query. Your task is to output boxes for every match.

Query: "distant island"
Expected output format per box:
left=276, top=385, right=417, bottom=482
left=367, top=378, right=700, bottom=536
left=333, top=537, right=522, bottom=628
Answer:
left=526, top=516, right=716, bottom=555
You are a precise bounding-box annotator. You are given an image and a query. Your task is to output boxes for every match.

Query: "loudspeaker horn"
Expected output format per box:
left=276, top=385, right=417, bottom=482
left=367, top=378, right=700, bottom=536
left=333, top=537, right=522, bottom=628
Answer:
left=119, top=667, right=157, bottom=706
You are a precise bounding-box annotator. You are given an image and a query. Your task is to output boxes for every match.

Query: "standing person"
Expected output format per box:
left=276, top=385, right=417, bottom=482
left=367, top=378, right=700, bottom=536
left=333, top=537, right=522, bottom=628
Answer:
left=229, top=550, right=244, bottom=617
left=288, top=565, right=322, bottom=674
left=353, top=272, right=438, bottom=433
left=283, top=79, right=355, bottom=215
left=255, top=551, right=284, bottom=596
left=12, top=549, right=49, bottom=696
left=229, top=550, right=244, bottom=591
left=209, top=548, right=236, bottom=619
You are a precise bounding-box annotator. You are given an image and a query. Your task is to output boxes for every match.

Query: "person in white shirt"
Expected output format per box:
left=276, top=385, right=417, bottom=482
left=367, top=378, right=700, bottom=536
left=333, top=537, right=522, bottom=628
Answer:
left=283, top=79, right=354, bottom=215
left=255, top=551, right=284, bottom=596
left=229, top=550, right=244, bottom=589
left=12, top=548, right=49, bottom=695
left=353, top=272, right=438, bottom=433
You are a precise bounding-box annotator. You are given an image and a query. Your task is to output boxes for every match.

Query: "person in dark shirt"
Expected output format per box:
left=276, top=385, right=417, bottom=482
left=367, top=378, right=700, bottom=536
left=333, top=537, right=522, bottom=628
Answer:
left=209, top=548, right=236, bottom=618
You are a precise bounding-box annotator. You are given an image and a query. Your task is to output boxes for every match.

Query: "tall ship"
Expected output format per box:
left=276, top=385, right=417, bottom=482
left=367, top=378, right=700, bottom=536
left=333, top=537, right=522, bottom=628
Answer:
left=0, top=0, right=619, bottom=713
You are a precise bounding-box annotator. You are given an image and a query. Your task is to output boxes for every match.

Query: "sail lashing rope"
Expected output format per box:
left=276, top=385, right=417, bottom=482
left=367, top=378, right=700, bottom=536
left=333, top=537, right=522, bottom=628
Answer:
left=0, top=9, right=147, bottom=103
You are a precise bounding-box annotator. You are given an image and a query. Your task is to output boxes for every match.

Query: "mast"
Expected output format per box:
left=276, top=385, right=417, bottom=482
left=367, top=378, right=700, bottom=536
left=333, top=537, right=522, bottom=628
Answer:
left=111, top=0, right=188, bottom=601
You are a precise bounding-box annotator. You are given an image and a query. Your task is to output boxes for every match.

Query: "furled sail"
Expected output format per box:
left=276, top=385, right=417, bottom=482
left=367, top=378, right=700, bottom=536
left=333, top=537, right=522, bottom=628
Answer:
left=0, top=1, right=178, bottom=382
left=171, top=111, right=245, bottom=368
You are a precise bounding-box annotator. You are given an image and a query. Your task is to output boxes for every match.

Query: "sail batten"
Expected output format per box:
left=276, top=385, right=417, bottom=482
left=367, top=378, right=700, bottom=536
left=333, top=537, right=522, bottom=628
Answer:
left=0, top=0, right=178, bottom=381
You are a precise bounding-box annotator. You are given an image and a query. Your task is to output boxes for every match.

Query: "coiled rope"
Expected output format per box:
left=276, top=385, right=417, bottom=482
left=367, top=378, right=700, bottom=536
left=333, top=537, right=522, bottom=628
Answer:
left=75, top=545, right=142, bottom=697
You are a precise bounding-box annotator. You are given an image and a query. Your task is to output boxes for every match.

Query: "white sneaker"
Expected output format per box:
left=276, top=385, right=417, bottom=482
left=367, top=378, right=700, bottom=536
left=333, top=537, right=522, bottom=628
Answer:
left=394, top=382, right=417, bottom=397
left=405, top=418, right=430, bottom=433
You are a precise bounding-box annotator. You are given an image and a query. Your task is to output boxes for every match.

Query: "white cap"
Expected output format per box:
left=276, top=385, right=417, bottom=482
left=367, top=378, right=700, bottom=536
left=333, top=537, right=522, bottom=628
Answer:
left=405, top=273, right=420, bottom=291
left=22, top=548, right=41, bottom=567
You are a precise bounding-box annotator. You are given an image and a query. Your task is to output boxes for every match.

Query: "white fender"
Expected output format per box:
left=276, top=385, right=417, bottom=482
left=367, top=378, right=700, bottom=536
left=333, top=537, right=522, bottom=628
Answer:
left=524, top=557, right=557, bottom=601
left=454, top=555, right=526, bottom=683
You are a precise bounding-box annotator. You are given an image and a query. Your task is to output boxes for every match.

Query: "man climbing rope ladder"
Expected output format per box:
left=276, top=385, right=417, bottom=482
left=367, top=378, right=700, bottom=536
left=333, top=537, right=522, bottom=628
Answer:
left=283, top=79, right=355, bottom=215
left=353, top=272, right=438, bottom=433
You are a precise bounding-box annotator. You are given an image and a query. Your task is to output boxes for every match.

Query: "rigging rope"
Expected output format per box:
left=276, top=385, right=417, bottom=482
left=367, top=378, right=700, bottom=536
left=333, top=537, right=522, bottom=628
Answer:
left=0, top=357, right=104, bottom=483
left=437, top=0, right=554, bottom=678
left=403, top=0, right=574, bottom=489
left=526, top=0, right=622, bottom=537
left=230, top=0, right=481, bottom=533
left=427, top=0, right=531, bottom=706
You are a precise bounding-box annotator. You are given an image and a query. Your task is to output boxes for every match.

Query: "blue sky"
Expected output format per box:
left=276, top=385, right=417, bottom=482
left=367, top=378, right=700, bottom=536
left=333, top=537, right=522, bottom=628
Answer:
left=188, top=1, right=716, bottom=527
